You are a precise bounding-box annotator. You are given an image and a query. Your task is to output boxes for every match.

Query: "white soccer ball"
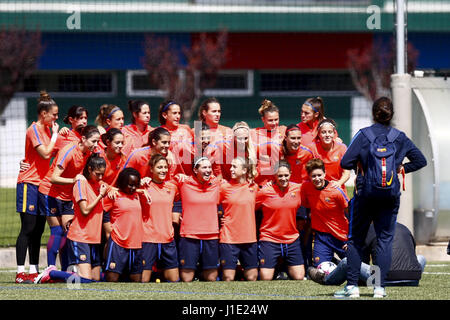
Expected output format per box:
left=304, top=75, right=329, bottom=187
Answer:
left=317, top=261, right=337, bottom=275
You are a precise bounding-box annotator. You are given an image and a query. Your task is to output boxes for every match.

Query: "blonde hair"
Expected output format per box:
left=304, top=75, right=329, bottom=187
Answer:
left=258, top=99, right=279, bottom=117
left=231, top=121, right=257, bottom=180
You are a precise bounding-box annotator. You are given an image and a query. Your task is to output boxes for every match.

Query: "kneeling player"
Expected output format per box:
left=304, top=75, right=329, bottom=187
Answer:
left=301, top=159, right=349, bottom=273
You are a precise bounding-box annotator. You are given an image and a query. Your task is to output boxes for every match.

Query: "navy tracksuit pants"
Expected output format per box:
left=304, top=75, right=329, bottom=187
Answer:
left=346, top=195, right=400, bottom=287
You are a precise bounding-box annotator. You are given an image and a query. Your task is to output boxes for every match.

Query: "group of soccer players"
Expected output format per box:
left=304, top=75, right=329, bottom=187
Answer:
left=15, top=91, right=351, bottom=283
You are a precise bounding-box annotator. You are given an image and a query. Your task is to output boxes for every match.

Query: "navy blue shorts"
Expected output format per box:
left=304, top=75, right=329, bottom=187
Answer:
left=219, top=243, right=258, bottom=270
left=104, top=237, right=143, bottom=275
left=178, top=237, right=219, bottom=270
left=66, top=239, right=102, bottom=267
left=172, top=200, right=182, bottom=214
left=296, top=206, right=309, bottom=220
left=258, top=237, right=304, bottom=268
left=312, top=230, right=347, bottom=267
left=141, top=241, right=179, bottom=270
left=38, top=192, right=74, bottom=217
left=16, top=183, right=41, bottom=215
left=102, top=211, right=110, bottom=223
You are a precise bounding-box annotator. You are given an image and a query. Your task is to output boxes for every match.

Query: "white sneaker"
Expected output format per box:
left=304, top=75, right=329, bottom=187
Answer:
left=373, top=286, right=387, bottom=298
left=334, top=285, right=360, bottom=298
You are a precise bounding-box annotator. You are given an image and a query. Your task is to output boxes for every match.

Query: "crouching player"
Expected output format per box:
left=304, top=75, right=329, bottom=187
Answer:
left=103, top=168, right=145, bottom=282
left=300, top=159, right=349, bottom=279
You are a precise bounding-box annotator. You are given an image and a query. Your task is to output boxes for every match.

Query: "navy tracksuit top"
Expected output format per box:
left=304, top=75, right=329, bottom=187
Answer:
left=340, top=123, right=427, bottom=195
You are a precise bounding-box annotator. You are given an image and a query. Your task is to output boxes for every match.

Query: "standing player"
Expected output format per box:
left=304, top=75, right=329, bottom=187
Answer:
left=219, top=157, right=258, bottom=281
left=98, top=128, right=126, bottom=186
left=296, top=97, right=325, bottom=147
left=15, top=91, right=59, bottom=283
left=66, top=154, right=108, bottom=281
left=57, top=105, right=88, bottom=148
left=38, top=125, right=101, bottom=271
left=140, top=154, right=180, bottom=282
left=280, top=124, right=314, bottom=266
left=103, top=168, right=144, bottom=282
left=220, top=121, right=257, bottom=182
left=97, top=128, right=127, bottom=261
left=310, top=118, right=350, bottom=193
left=121, top=100, right=153, bottom=156
left=176, top=157, right=221, bottom=282
left=281, top=124, right=314, bottom=184
left=95, top=104, right=125, bottom=149
left=159, top=100, right=194, bottom=171
left=301, top=159, right=349, bottom=268
left=256, top=160, right=305, bottom=281
left=251, top=99, right=286, bottom=186
left=122, top=126, right=178, bottom=181
left=198, top=97, right=232, bottom=148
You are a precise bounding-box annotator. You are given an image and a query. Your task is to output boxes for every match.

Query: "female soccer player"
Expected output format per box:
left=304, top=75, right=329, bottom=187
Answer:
left=57, top=105, right=88, bottom=148
left=280, top=124, right=314, bottom=184
left=103, top=168, right=144, bottom=282
left=198, top=97, right=232, bottom=148
left=310, top=118, right=350, bottom=193
left=38, top=125, right=101, bottom=271
left=301, top=159, right=349, bottom=267
left=251, top=99, right=286, bottom=186
left=140, top=154, right=180, bottom=282
left=19, top=105, right=88, bottom=173
left=97, top=128, right=127, bottom=257
left=67, top=154, right=108, bottom=281
left=123, top=126, right=178, bottom=180
left=176, top=157, right=221, bottom=282
left=296, top=97, right=325, bottom=147
left=159, top=100, right=194, bottom=169
left=15, top=91, right=59, bottom=283
left=121, top=100, right=153, bottom=156
left=220, top=121, right=257, bottom=182
left=95, top=104, right=125, bottom=136
left=336, top=97, right=426, bottom=298
left=256, top=160, right=305, bottom=281
left=219, top=157, right=258, bottom=281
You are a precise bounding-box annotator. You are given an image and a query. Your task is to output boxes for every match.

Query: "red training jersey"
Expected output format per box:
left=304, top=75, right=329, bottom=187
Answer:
left=310, top=140, right=348, bottom=192
left=281, top=144, right=314, bottom=184
left=256, top=182, right=301, bottom=244
left=140, top=180, right=180, bottom=243
left=251, top=126, right=286, bottom=186
left=17, top=122, right=53, bottom=186
left=177, top=176, right=220, bottom=240
left=38, top=143, right=91, bottom=201
left=121, top=124, right=153, bottom=156
left=103, top=191, right=144, bottom=249
left=300, top=181, right=349, bottom=241
left=67, top=176, right=104, bottom=244
left=297, top=120, right=319, bottom=147
left=219, top=181, right=257, bottom=244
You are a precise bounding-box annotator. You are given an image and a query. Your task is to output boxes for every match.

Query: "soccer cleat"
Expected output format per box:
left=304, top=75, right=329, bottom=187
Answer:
left=27, top=273, right=39, bottom=283
left=373, top=286, right=387, bottom=298
left=307, top=267, right=326, bottom=285
left=334, top=285, right=360, bottom=298
left=15, top=272, right=32, bottom=284
left=34, top=265, right=57, bottom=284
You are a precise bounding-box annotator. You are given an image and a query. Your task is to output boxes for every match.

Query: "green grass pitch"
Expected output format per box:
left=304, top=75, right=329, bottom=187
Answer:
left=0, top=263, right=449, bottom=300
